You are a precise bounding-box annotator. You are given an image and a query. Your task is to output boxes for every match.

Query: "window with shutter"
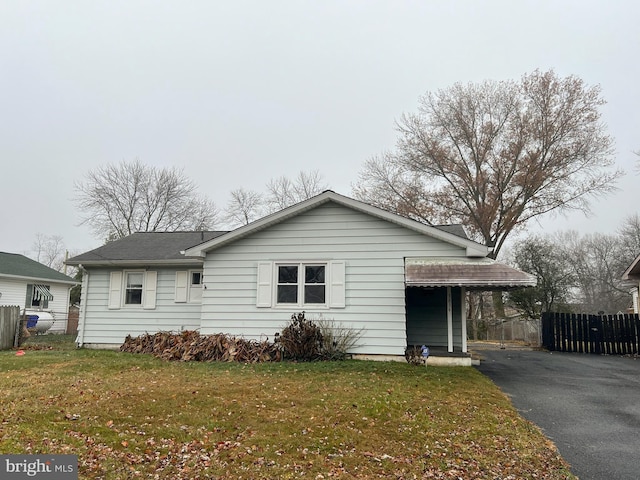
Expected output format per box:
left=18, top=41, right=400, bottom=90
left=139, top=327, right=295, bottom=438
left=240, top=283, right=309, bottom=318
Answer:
left=257, top=261, right=345, bottom=309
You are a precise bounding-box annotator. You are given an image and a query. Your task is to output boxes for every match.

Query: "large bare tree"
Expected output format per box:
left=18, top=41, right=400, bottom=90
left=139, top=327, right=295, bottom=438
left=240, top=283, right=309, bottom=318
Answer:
left=75, top=159, right=219, bottom=241
left=354, top=70, right=620, bottom=258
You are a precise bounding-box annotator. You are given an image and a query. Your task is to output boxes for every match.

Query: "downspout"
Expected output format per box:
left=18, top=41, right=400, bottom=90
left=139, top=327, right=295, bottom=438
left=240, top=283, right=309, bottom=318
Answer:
left=76, top=265, right=88, bottom=347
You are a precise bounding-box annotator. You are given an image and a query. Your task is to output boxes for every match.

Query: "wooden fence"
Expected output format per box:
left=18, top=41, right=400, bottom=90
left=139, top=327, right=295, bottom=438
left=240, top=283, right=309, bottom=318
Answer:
left=542, top=312, right=640, bottom=355
left=0, top=305, right=21, bottom=350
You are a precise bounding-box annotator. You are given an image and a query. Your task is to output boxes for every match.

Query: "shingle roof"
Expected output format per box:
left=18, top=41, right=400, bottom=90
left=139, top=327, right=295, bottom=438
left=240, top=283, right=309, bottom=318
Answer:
left=65, top=231, right=228, bottom=266
left=433, top=224, right=469, bottom=240
left=0, top=252, right=77, bottom=284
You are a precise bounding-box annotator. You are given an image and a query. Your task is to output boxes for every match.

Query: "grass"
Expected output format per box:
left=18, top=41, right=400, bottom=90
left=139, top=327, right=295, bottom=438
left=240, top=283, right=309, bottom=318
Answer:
left=0, top=335, right=576, bottom=479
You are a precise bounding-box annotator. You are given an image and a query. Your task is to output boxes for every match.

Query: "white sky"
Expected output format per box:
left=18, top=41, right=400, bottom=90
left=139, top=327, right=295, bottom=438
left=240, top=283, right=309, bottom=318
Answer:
left=1, top=0, right=638, bottom=257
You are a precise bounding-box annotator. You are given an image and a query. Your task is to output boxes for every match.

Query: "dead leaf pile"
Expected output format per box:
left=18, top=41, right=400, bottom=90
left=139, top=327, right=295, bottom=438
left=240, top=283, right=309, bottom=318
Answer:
left=120, top=330, right=281, bottom=363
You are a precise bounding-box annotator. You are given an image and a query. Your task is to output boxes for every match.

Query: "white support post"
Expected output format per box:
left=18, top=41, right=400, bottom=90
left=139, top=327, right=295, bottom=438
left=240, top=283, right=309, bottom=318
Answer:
left=461, top=287, right=467, bottom=353
left=447, top=287, right=453, bottom=353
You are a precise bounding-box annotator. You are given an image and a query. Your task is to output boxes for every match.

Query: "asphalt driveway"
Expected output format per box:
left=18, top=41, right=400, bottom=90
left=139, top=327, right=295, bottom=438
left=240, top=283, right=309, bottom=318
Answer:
left=474, top=346, right=640, bottom=480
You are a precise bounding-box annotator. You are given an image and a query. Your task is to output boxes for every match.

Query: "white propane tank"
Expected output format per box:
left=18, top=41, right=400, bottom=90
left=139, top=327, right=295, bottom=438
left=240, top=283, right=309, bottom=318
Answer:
left=25, top=311, right=54, bottom=334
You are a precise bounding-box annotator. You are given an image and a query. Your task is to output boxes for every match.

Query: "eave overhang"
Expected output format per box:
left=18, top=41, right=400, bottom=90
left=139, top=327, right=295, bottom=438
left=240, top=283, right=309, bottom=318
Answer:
left=622, top=253, right=640, bottom=282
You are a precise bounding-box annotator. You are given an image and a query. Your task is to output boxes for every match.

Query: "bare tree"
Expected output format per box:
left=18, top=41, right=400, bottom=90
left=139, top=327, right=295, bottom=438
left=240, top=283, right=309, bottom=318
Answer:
left=559, top=231, right=633, bottom=313
left=224, top=188, right=264, bottom=227
left=265, top=170, right=328, bottom=213
left=30, top=234, right=66, bottom=271
left=354, top=70, right=620, bottom=259
left=619, top=213, right=640, bottom=254
left=75, top=159, right=220, bottom=241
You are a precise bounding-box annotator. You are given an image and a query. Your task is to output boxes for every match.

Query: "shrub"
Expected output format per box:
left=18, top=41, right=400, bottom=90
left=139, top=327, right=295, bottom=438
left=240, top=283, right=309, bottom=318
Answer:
left=316, top=316, right=364, bottom=360
left=275, top=312, right=324, bottom=361
left=275, top=312, right=364, bottom=361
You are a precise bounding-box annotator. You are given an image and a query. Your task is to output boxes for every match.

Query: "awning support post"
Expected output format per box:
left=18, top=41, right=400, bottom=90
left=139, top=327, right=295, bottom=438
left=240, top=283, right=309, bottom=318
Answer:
left=461, top=287, right=467, bottom=353
left=447, top=287, right=453, bottom=353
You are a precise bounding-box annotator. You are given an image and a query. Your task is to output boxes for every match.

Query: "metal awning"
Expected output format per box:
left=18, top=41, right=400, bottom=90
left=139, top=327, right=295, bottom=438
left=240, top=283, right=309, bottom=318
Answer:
left=33, top=284, right=54, bottom=301
left=405, top=257, right=537, bottom=290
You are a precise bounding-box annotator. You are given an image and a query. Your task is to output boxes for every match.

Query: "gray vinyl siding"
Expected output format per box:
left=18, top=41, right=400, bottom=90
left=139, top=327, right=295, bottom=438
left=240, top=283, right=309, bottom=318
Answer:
left=200, top=203, right=466, bottom=355
left=77, top=267, right=202, bottom=347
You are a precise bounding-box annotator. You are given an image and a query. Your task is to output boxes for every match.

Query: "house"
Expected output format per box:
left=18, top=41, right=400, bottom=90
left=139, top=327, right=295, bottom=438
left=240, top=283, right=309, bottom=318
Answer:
left=66, top=191, right=535, bottom=365
left=622, top=253, right=640, bottom=314
left=0, top=252, right=78, bottom=333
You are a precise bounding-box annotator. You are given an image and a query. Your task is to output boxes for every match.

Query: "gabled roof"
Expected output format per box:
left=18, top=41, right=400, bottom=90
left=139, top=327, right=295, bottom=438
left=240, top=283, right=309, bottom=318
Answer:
left=405, top=257, right=537, bottom=290
left=622, top=253, right=640, bottom=281
left=184, top=191, right=490, bottom=258
left=0, top=252, right=77, bottom=285
left=65, top=231, right=228, bottom=267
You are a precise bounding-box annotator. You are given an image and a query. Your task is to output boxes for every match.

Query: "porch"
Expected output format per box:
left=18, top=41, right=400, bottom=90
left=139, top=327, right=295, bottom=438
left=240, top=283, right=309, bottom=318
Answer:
left=404, top=257, right=537, bottom=364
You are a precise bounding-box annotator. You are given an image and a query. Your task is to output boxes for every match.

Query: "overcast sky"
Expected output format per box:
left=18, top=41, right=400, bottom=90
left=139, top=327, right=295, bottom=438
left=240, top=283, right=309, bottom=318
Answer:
left=1, top=0, right=638, bottom=258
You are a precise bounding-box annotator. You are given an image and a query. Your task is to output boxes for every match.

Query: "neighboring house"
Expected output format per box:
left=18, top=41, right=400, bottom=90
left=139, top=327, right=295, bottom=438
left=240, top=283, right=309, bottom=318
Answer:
left=0, top=252, right=78, bottom=333
left=66, top=191, right=535, bottom=365
left=622, top=253, right=640, bottom=314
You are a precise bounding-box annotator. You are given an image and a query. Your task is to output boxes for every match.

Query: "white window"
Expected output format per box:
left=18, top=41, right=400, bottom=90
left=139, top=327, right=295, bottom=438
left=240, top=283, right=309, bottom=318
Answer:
left=175, top=270, right=203, bottom=303
left=108, top=271, right=157, bottom=310
left=125, top=272, right=144, bottom=305
left=276, top=264, right=326, bottom=305
left=257, top=261, right=345, bottom=309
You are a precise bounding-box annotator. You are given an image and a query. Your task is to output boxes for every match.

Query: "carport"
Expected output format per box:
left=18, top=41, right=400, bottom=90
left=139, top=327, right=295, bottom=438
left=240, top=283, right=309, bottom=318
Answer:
left=405, top=257, right=536, bottom=356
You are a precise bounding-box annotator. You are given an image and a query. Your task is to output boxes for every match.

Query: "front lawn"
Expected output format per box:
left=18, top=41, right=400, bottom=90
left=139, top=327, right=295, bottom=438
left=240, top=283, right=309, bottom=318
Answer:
left=0, top=336, right=575, bottom=479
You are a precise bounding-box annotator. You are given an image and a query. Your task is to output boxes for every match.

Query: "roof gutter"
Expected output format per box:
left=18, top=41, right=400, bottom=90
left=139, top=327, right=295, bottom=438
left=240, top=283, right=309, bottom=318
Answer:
left=0, top=272, right=78, bottom=286
left=65, top=258, right=205, bottom=267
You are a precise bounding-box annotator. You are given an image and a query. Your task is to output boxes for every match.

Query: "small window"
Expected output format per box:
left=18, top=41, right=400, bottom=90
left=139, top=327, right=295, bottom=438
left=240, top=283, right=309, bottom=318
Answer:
left=125, top=272, right=144, bottom=305
left=191, top=272, right=202, bottom=286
